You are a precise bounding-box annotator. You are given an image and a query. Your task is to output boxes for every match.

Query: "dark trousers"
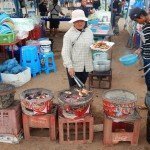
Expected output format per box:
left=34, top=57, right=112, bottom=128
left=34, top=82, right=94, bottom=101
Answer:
left=147, top=110, right=150, bottom=143
left=143, top=58, right=150, bottom=91
left=66, top=68, right=89, bottom=87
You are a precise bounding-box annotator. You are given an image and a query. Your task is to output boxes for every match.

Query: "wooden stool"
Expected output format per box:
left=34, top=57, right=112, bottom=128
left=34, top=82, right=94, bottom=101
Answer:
left=88, top=69, right=112, bottom=89
left=22, top=104, right=58, bottom=141
left=58, top=114, right=94, bottom=144
left=103, top=114, right=141, bottom=145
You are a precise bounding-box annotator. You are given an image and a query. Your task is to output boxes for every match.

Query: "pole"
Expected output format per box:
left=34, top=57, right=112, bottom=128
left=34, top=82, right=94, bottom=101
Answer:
left=105, top=0, right=107, bottom=11
left=110, top=0, right=113, bottom=26
left=13, top=0, right=20, bottom=17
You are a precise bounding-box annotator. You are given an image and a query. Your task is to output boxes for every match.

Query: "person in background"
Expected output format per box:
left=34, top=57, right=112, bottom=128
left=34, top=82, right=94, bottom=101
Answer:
left=68, top=0, right=74, bottom=7
left=111, top=0, right=122, bottom=35
left=39, top=0, right=48, bottom=29
left=129, top=7, right=150, bottom=143
left=61, top=9, right=93, bottom=87
left=59, top=0, right=65, bottom=7
left=93, top=0, right=101, bottom=10
left=39, top=0, right=48, bottom=16
left=49, top=0, right=65, bottom=37
left=80, top=0, right=94, bottom=18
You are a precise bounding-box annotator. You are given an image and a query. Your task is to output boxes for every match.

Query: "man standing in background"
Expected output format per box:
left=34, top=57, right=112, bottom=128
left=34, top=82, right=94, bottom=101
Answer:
left=80, top=0, right=94, bottom=17
left=93, top=0, right=100, bottom=10
left=111, top=0, right=122, bottom=35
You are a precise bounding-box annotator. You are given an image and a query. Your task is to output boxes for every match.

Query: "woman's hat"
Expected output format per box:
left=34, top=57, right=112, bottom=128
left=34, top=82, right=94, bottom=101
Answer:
left=129, top=7, right=142, bottom=20
left=69, top=9, right=88, bottom=23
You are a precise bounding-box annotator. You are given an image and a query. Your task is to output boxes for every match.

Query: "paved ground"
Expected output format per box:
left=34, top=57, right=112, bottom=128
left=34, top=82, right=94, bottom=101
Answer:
left=0, top=17, right=150, bottom=149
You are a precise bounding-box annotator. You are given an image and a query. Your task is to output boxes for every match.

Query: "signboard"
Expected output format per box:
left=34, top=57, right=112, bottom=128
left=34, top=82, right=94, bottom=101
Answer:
left=0, top=0, right=16, bottom=14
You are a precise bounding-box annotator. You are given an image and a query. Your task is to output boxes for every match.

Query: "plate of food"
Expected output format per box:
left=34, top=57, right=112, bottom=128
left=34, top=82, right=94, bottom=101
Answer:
left=90, top=41, right=115, bottom=51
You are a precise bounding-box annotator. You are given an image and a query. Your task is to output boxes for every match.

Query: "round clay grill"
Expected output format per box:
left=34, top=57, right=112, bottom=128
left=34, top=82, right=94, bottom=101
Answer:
left=58, top=88, right=93, bottom=109
left=102, top=89, right=137, bottom=118
left=20, top=88, right=54, bottom=115
left=102, top=89, right=137, bottom=104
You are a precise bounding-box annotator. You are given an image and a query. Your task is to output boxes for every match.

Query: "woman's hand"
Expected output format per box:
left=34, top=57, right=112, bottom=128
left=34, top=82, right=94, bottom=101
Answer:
left=68, top=68, right=75, bottom=78
left=134, top=48, right=142, bottom=56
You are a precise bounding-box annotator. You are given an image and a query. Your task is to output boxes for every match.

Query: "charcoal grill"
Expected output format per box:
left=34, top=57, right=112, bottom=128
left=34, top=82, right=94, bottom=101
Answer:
left=58, top=88, right=93, bottom=117
left=102, top=89, right=137, bottom=119
left=20, top=88, right=53, bottom=116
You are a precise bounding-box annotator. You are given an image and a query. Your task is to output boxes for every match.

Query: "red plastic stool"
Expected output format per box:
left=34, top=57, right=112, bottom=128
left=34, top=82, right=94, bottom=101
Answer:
left=22, top=104, right=58, bottom=141
left=103, top=114, right=141, bottom=145
left=58, top=114, right=94, bottom=144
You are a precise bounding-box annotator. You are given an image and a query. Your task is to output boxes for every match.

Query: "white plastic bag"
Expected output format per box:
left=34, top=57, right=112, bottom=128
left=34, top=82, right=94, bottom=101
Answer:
left=1, top=67, right=31, bottom=87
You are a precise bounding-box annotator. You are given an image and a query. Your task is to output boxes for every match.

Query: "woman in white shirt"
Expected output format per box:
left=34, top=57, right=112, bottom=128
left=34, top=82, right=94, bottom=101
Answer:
left=61, top=9, right=93, bottom=87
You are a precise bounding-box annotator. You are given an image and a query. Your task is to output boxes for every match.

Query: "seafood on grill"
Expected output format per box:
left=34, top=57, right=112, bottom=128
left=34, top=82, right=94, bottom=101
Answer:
left=93, top=41, right=110, bottom=49
left=64, top=88, right=91, bottom=99
left=76, top=88, right=90, bottom=97
left=25, top=91, right=50, bottom=100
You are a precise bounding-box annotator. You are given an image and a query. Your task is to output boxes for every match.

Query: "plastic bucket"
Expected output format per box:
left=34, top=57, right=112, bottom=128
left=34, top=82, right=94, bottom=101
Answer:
left=39, top=40, right=51, bottom=53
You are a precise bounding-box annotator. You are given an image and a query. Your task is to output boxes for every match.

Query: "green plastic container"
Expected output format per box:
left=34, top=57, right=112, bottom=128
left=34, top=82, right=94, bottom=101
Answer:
left=0, top=32, right=16, bottom=44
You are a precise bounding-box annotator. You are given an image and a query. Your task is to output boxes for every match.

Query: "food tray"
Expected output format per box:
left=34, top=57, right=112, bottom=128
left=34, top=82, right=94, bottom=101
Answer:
left=90, top=41, right=115, bottom=52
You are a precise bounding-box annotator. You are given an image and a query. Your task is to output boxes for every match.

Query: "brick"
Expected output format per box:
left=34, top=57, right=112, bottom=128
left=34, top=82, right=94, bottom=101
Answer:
left=22, top=104, right=58, bottom=141
left=103, top=115, right=141, bottom=145
left=0, top=100, right=22, bottom=136
left=58, top=114, right=94, bottom=144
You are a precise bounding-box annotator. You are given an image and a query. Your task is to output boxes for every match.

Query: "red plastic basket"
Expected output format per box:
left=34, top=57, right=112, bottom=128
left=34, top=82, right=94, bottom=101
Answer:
left=0, top=100, right=22, bottom=135
left=28, top=25, right=41, bottom=40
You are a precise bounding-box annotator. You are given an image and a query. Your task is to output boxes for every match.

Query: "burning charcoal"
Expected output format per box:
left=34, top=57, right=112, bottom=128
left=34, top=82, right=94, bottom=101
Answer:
left=64, top=91, right=72, bottom=94
left=36, top=96, right=41, bottom=99
left=40, top=95, right=46, bottom=99
left=79, top=90, right=83, bottom=97
left=45, top=94, right=50, bottom=97
left=37, top=91, right=42, bottom=96
left=81, top=89, right=89, bottom=95
left=28, top=96, right=33, bottom=100
left=25, top=94, right=30, bottom=98
left=66, top=95, right=71, bottom=98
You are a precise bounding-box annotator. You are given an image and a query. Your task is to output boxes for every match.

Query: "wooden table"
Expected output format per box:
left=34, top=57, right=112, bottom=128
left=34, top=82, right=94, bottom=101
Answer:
left=0, top=39, right=22, bottom=58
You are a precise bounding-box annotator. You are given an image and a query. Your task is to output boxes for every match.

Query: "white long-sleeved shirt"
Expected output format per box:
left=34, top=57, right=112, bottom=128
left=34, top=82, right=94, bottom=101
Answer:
left=61, top=26, right=94, bottom=72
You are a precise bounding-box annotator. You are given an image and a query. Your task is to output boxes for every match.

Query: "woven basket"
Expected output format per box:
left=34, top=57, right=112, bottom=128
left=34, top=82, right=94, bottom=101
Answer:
left=0, top=83, right=15, bottom=109
left=0, top=32, right=16, bottom=44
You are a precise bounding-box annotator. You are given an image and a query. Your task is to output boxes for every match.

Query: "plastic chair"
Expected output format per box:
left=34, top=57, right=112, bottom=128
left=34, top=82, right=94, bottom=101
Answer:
left=39, top=51, right=57, bottom=74
left=20, top=45, right=41, bottom=77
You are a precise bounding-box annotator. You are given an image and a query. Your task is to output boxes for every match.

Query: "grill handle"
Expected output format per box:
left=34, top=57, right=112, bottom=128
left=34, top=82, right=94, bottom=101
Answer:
left=73, top=76, right=82, bottom=88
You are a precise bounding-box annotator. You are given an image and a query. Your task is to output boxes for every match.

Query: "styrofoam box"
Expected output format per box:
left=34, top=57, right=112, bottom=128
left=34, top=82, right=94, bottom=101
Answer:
left=1, top=67, right=31, bottom=87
